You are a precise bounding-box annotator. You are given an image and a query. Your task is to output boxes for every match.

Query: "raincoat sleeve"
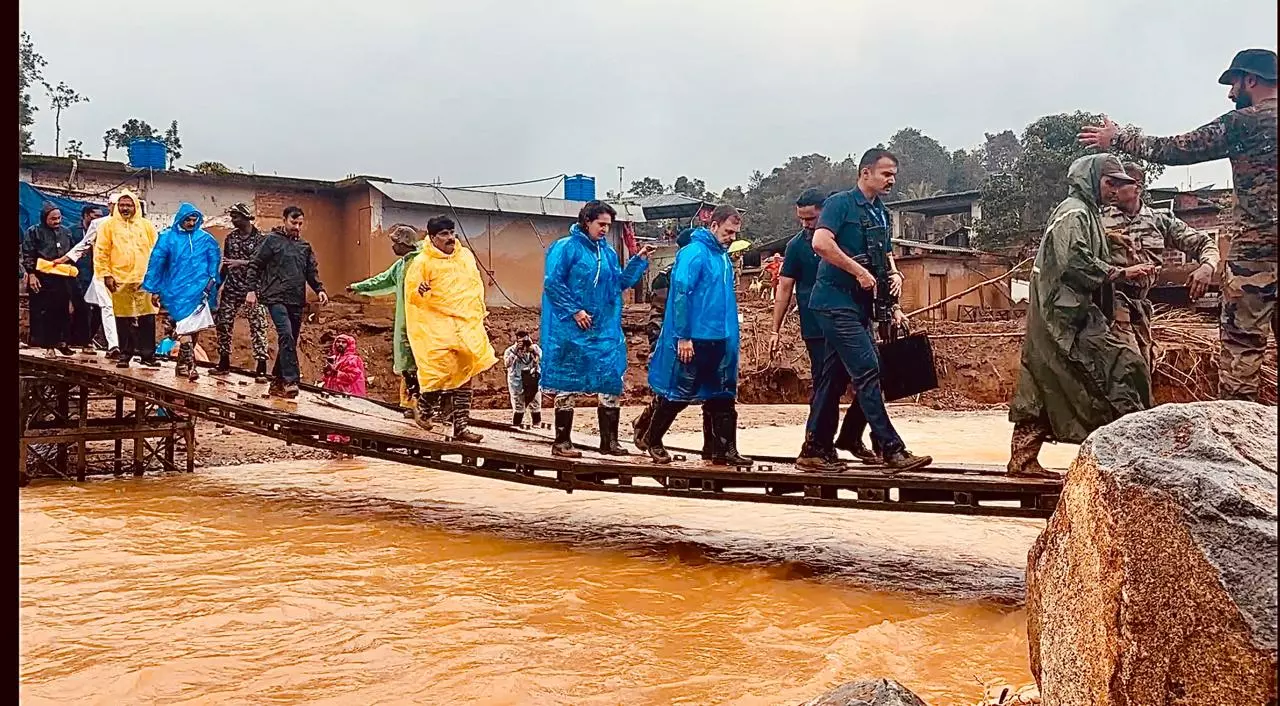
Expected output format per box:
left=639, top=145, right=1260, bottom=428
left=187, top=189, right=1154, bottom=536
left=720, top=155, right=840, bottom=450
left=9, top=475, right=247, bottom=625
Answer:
left=305, top=245, right=325, bottom=295
left=246, top=236, right=274, bottom=292
left=619, top=254, right=649, bottom=290
left=543, top=243, right=583, bottom=319
left=20, top=226, right=39, bottom=274
left=668, top=249, right=705, bottom=340
left=1052, top=210, right=1116, bottom=295
left=349, top=260, right=399, bottom=296
left=1159, top=212, right=1219, bottom=267
left=141, top=235, right=171, bottom=294
left=204, top=236, right=223, bottom=294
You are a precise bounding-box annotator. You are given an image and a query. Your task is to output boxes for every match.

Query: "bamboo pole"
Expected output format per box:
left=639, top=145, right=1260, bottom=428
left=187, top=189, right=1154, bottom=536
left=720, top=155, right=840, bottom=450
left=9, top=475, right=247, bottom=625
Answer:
left=907, top=257, right=1034, bottom=319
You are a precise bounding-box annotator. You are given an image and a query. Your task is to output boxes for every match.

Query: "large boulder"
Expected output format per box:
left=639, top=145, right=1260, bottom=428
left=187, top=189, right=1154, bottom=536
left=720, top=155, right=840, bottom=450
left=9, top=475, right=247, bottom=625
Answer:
left=1027, top=401, right=1277, bottom=705
left=800, top=678, right=928, bottom=706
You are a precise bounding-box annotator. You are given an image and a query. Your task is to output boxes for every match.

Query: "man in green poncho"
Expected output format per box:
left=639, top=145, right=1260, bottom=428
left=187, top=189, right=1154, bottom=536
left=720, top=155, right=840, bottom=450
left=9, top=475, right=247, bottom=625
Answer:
left=1007, top=154, right=1158, bottom=478
left=346, top=224, right=422, bottom=417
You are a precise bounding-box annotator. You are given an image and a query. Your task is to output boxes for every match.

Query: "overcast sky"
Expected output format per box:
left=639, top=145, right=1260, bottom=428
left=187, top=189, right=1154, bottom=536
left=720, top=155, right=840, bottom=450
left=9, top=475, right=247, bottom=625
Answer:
left=19, top=0, right=1277, bottom=196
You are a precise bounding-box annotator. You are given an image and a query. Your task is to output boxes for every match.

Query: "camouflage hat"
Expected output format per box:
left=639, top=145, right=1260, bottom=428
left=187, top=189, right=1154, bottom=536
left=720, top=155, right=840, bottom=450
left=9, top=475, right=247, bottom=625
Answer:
left=388, top=224, right=420, bottom=247
left=226, top=202, right=254, bottom=219
left=1099, top=155, right=1136, bottom=183
left=1219, top=48, right=1278, bottom=85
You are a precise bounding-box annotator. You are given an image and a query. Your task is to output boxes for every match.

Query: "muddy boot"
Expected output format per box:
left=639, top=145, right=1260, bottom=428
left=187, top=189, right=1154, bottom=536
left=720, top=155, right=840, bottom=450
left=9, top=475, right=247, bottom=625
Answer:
left=415, top=392, right=439, bottom=432
left=796, top=431, right=842, bottom=472
left=254, top=358, right=269, bottom=383
left=105, top=347, right=120, bottom=361
left=175, top=361, right=190, bottom=378
left=115, top=354, right=132, bottom=369
left=282, top=383, right=300, bottom=399
left=268, top=379, right=286, bottom=398
left=552, top=409, right=581, bottom=458
left=882, top=449, right=932, bottom=474
left=210, top=355, right=232, bottom=376
left=451, top=387, right=483, bottom=443
left=1007, top=421, right=1058, bottom=478
left=530, top=411, right=542, bottom=427
left=598, top=407, right=629, bottom=455
left=644, top=399, right=683, bottom=465
left=631, top=400, right=655, bottom=451
left=511, top=411, right=523, bottom=427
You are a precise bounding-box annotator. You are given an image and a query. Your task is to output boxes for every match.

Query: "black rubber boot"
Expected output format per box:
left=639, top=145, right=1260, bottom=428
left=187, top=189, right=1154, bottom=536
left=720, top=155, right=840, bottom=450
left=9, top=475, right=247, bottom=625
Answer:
left=530, top=412, right=542, bottom=427
left=552, top=409, right=581, bottom=458
left=254, top=358, right=269, bottom=382
left=512, top=412, right=523, bottom=427
left=631, top=400, right=655, bottom=451
left=597, top=406, right=629, bottom=455
left=700, top=406, right=715, bottom=460
left=644, top=399, right=683, bottom=465
left=712, top=408, right=752, bottom=467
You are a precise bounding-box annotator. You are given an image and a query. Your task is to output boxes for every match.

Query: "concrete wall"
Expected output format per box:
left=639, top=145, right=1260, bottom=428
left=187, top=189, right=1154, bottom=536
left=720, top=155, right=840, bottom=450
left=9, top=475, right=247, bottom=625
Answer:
left=897, top=255, right=1010, bottom=320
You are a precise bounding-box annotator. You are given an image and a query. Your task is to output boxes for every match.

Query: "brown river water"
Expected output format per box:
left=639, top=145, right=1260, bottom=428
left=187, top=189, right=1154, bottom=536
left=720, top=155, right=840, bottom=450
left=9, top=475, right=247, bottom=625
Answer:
left=20, top=414, right=1075, bottom=705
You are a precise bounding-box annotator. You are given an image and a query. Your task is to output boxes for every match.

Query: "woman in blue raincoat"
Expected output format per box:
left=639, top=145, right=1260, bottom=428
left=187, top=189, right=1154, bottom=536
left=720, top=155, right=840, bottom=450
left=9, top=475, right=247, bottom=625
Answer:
left=540, top=200, right=651, bottom=457
left=142, top=203, right=221, bottom=381
left=644, top=205, right=750, bottom=467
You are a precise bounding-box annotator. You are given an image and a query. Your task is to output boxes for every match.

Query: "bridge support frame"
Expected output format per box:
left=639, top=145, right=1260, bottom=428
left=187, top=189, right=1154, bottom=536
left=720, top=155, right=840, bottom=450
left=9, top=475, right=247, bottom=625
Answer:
left=19, top=374, right=194, bottom=487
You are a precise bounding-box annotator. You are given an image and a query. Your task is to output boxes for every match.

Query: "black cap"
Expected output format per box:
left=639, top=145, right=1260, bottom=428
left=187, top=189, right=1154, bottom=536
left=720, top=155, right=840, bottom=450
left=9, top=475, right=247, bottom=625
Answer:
left=1218, top=48, right=1278, bottom=85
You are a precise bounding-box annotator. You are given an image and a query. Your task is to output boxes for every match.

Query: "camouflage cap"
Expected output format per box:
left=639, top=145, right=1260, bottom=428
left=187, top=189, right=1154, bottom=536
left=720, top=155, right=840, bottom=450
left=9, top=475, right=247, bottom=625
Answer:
left=388, top=224, right=420, bottom=247
left=1218, top=48, right=1278, bottom=85
left=226, top=202, right=254, bottom=219
left=1099, top=155, right=1136, bottom=183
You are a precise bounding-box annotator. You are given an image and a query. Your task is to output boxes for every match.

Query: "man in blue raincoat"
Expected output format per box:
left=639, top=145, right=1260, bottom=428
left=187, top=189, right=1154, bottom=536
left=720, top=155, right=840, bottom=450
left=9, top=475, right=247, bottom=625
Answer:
left=540, top=200, right=652, bottom=457
left=142, top=203, right=221, bottom=381
left=643, top=205, right=751, bottom=467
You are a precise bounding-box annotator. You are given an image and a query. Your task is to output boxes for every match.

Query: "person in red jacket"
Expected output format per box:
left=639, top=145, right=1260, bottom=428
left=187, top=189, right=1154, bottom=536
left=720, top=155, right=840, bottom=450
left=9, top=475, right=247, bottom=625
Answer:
left=322, top=334, right=367, bottom=450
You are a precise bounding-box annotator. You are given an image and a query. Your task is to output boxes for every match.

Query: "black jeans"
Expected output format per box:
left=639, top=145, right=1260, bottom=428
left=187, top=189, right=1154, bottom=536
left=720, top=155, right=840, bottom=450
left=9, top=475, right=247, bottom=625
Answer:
left=267, top=303, right=304, bottom=385
left=28, top=273, right=74, bottom=348
left=808, top=308, right=904, bottom=455
left=803, top=337, right=873, bottom=452
left=116, top=314, right=157, bottom=362
left=69, top=289, right=100, bottom=348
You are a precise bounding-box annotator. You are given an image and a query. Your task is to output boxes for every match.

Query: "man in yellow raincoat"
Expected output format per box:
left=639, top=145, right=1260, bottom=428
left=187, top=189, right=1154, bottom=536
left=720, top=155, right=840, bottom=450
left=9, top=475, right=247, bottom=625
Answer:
left=93, top=189, right=160, bottom=368
left=404, top=215, right=497, bottom=443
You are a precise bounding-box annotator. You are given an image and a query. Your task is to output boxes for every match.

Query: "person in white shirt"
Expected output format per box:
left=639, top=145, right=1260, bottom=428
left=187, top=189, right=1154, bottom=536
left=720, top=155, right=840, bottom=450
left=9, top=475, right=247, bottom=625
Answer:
left=58, top=193, right=121, bottom=356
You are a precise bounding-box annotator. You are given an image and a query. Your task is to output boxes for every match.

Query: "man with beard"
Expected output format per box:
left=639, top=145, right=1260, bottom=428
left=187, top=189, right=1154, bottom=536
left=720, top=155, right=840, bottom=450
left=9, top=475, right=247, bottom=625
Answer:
left=94, top=189, right=160, bottom=368
left=404, top=216, right=496, bottom=443
left=245, top=205, right=329, bottom=398
left=1100, top=162, right=1219, bottom=367
left=1007, top=154, right=1156, bottom=478
left=1080, top=48, right=1277, bottom=402
left=211, top=203, right=271, bottom=380
left=643, top=205, right=751, bottom=466
left=806, top=150, right=929, bottom=473
left=347, top=224, right=423, bottom=416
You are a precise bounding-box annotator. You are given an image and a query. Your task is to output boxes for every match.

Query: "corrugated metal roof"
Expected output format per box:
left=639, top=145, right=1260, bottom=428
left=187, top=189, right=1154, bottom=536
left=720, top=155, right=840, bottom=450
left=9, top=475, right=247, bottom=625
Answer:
left=892, top=238, right=980, bottom=254
left=369, top=181, right=646, bottom=222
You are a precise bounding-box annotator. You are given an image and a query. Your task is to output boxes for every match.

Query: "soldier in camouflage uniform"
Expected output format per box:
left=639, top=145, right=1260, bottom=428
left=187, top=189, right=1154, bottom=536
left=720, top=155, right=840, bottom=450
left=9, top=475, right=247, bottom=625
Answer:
left=210, top=202, right=271, bottom=380
left=1081, top=48, right=1277, bottom=401
left=1100, top=162, right=1220, bottom=367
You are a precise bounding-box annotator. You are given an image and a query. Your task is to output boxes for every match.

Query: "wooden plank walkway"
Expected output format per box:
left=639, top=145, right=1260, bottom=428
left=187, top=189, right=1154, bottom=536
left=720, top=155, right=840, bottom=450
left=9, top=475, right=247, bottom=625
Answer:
left=18, top=349, right=1062, bottom=518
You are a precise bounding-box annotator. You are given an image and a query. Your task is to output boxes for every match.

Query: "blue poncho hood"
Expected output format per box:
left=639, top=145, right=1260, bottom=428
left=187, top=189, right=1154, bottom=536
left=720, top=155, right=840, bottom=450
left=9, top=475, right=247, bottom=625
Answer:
left=142, top=202, right=222, bottom=322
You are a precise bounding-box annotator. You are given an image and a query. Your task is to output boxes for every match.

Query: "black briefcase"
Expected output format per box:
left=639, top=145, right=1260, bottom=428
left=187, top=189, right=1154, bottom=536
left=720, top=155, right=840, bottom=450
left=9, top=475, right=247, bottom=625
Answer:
left=877, top=332, right=939, bottom=402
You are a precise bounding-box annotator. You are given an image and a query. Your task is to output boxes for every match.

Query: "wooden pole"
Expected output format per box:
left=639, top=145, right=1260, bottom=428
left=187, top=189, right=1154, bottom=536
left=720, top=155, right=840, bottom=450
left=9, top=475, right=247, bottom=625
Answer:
left=907, top=257, right=1033, bottom=319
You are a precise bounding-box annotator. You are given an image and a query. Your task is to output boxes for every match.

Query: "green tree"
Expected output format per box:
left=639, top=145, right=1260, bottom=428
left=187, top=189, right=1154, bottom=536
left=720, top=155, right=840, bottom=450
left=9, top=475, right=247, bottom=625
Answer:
left=103, top=118, right=158, bottom=159
left=740, top=153, right=859, bottom=242
left=163, top=120, right=182, bottom=165
left=191, top=161, right=230, bottom=175
left=44, top=81, right=87, bottom=157
left=64, top=139, right=86, bottom=159
left=19, top=31, right=47, bottom=153
left=671, top=175, right=713, bottom=200
left=981, top=130, right=1022, bottom=174
left=885, top=127, right=953, bottom=201
left=628, top=177, right=664, bottom=197
left=946, top=148, right=986, bottom=192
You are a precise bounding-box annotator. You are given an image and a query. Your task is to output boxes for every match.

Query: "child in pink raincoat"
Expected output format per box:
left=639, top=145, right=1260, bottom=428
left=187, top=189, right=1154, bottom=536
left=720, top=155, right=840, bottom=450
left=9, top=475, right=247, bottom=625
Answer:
left=323, top=334, right=368, bottom=447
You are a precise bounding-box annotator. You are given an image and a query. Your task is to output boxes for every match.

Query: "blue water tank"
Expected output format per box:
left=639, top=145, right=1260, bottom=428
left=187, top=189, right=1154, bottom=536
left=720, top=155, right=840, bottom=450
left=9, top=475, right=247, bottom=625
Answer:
left=127, top=138, right=167, bottom=170
left=564, top=174, right=595, bottom=202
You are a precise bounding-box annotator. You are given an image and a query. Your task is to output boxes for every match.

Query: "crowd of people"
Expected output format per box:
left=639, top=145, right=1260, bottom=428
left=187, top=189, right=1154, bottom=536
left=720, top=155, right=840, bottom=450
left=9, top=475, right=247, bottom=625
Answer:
left=19, top=48, right=1275, bottom=476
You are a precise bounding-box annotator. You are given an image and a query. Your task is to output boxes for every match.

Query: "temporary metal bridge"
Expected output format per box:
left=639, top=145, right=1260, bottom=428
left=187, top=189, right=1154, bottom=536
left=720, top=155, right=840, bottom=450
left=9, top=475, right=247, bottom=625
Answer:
left=18, top=349, right=1062, bottom=518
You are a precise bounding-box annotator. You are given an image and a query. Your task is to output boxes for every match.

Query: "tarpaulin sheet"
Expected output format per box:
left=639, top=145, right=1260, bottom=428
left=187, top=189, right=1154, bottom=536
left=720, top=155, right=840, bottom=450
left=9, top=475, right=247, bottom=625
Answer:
left=19, top=182, right=105, bottom=239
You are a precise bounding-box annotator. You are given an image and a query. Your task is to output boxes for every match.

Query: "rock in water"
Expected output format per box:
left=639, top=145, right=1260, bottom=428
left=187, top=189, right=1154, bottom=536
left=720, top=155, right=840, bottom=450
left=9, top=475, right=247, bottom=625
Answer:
left=800, top=678, right=928, bottom=706
left=1027, top=401, right=1277, bottom=705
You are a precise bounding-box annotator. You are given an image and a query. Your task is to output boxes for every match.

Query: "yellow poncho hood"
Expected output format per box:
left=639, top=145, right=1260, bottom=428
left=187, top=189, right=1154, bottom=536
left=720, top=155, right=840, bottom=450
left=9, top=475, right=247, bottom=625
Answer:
left=93, top=188, right=158, bottom=285
left=404, top=242, right=497, bottom=392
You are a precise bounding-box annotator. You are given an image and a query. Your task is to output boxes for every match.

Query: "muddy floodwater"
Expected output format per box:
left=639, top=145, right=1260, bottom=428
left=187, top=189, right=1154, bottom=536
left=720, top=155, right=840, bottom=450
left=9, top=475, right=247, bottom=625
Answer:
left=20, top=411, right=1076, bottom=705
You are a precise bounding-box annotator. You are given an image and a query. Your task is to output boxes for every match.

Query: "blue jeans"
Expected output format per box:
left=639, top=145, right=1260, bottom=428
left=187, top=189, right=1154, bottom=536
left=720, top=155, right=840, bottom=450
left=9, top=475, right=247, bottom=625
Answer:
left=803, top=337, right=874, bottom=453
left=807, top=308, right=903, bottom=455
left=267, top=304, right=304, bottom=385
